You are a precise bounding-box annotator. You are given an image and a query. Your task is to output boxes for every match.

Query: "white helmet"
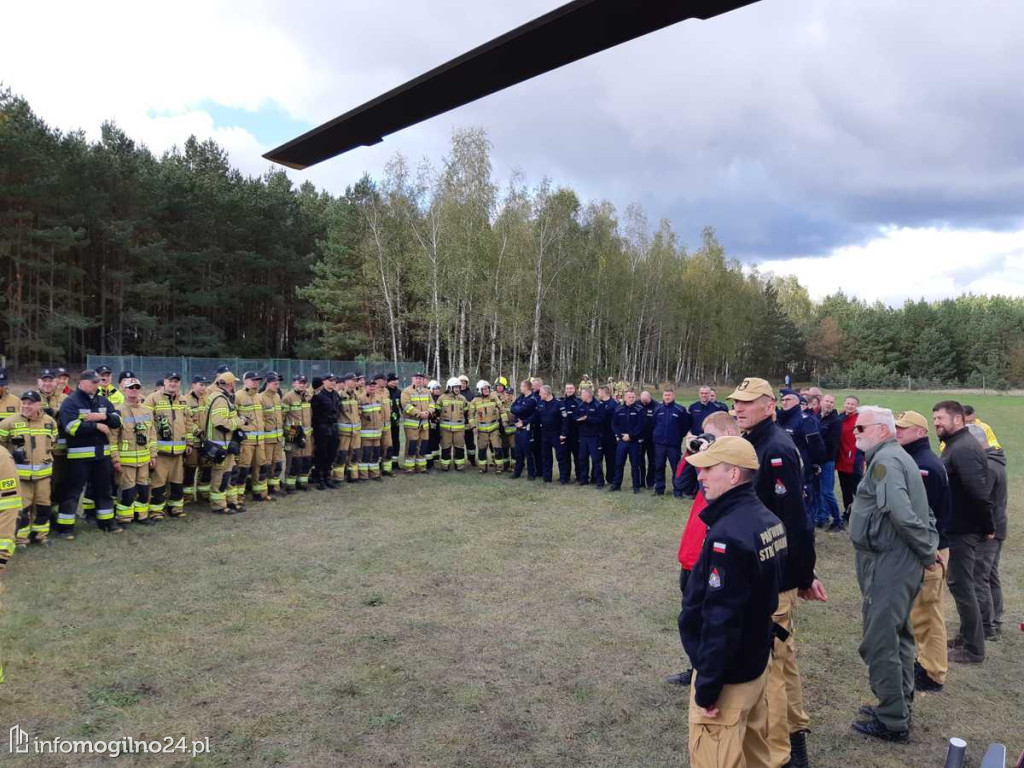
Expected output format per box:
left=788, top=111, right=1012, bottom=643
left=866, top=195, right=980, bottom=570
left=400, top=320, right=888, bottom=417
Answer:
left=458, top=374, right=469, bottom=383
left=477, top=379, right=491, bottom=391
left=428, top=379, right=441, bottom=390
left=446, top=377, right=461, bottom=389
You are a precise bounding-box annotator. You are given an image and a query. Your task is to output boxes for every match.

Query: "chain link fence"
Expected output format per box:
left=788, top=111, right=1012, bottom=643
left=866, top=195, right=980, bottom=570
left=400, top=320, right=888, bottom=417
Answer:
left=86, top=356, right=425, bottom=388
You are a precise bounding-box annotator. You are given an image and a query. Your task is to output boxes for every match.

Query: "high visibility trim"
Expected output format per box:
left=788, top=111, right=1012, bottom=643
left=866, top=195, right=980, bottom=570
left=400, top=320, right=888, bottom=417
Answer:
left=0, top=496, right=24, bottom=511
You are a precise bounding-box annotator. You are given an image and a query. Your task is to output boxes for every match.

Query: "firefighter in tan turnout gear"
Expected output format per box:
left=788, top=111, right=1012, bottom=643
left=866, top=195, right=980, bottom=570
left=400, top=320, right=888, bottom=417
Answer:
left=0, top=391, right=58, bottom=547
left=400, top=372, right=433, bottom=473
left=437, top=378, right=469, bottom=471
left=184, top=375, right=210, bottom=503
left=373, top=373, right=396, bottom=477
left=494, top=377, right=516, bottom=472
left=282, top=374, right=312, bottom=492
left=235, top=371, right=270, bottom=506
left=110, top=374, right=156, bottom=525
left=469, top=380, right=506, bottom=473
left=143, top=372, right=191, bottom=518
left=260, top=372, right=285, bottom=499
left=202, top=372, right=244, bottom=514
left=357, top=377, right=385, bottom=480
left=335, top=373, right=361, bottom=482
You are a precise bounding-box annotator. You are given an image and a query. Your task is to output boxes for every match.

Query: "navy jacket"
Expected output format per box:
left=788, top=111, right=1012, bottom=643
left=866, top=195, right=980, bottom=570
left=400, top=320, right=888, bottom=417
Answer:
left=575, top=400, right=605, bottom=438
left=639, top=400, right=656, bottom=440
left=612, top=403, right=645, bottom=442
left=745, top=417, right=815, bottom=592
left=653, top=402, right=690, bottom=447
left=777, top=406, right=825, bottom=475
left=58, top=387, right=122, bottom=461
left=903, top=436, right=953, bottom=549
left=510, top=394, right=537, bottom=429
left=529, top=391, right=543, bottom=426
left=689, top=399, right=728, bottom=433
left=598, top=398, right=618, bottom=442
left=819, top=410, right=841, bottom=461
left=536, top=397, right=565, bottom=435
left=561, top=395, right=581, bottom=439
left=681, top=483, right=785, bottom=708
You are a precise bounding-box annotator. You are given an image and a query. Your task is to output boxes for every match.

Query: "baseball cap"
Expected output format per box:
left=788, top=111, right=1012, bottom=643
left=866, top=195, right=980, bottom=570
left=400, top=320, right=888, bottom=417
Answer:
left=118, top=370, right=138, bottom=382
left=0, top=368, right=8, bottom=385
left=685, top=435, right=759, bottom=470
left=56, top=367, right=69, bottom=376
left=372, top=372, right=386, bottom=382
left=323, top=373, right=336, bottom=381
left=20, top=390, right=42, bottom=402
left=191, top=374, right=210, bottom=384
left=216, top=365, right=232, bottom=374
left=779, top=388, right=799, bottom=399
left=215, top=372, right=238, bottom=385
left=120, top=377, right=142, bottom=389
left=894, top=410, right=929, bottom=431
left=293, top=374, right=308, bottom=384
left=165, top=371, right=182, bottom=381
left=96, top=365, right=112, bottom=375
left=340, top=373, right=355, bottom=382
left=264, top=372, right=281, bottom=383
left=727, top=378, right=776, bottom=402
left=38, top=368, right=56, bottom=379
left=242, top=371, right=262, bottom=381
left=386, top=372, right=399, bottom=382
left=80, top=369, right=100, bottom=382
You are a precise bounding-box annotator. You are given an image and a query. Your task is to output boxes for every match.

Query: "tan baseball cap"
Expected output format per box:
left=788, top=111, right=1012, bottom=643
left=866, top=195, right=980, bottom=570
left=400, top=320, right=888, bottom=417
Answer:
left=685, top=435, right=759, bottom=470
left=215, top=371, right=238, bottom=385
left=726, top=377, right=776, bottom=402
left=894, top=410, right=929, bottom=430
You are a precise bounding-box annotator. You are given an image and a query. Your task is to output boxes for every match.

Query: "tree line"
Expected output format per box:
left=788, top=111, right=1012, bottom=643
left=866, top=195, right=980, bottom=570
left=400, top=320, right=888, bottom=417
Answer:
left=3, top=89, right=1023, bottom=388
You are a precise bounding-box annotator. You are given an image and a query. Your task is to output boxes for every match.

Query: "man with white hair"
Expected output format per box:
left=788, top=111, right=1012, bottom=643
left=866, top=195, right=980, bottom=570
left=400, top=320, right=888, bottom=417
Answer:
left=848, top=406, right=938, bottom=742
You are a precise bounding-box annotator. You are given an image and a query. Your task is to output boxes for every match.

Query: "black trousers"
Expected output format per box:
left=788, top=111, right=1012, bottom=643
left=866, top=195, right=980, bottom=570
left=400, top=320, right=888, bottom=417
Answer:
left=838, top=470, right=861, bottom=510
left=677, top=567, right=693, bottom=662
left=576, top=436, right=604, bottom=485
left=653, top=444, right=682, bottom=494
left=603, top=435, right=617, bottom=483
left=613, top=441, right=641, bottom=489
left=639, top=437, right=656, bottom=487
left=313, top=427, right=337, bottom=483
left=389, top=418, right=401, bottom=460
left=59, top=459, right=114, bottom=533
left=514, top=428, right=536, bottom=478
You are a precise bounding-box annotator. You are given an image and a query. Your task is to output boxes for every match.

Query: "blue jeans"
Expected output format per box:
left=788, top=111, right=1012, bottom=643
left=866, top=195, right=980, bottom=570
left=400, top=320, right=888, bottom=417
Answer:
left=818, top=460, right=841, bottom=525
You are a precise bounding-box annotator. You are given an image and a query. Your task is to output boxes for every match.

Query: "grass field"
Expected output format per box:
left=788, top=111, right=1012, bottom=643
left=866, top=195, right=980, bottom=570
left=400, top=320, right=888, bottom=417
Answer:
left=0, top=390, right=1020, bottom=767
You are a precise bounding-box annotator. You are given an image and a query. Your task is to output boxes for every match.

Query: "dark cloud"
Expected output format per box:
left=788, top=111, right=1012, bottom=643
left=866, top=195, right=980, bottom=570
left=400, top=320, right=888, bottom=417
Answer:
left=274, top=0, right=1024, bottom=260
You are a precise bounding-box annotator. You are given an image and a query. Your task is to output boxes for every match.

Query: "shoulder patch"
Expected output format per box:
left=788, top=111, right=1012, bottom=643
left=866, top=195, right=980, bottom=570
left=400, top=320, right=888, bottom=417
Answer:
left=774, top=478, right=788, bottom=496
left=919, top=469, right=929, bottom=477
left=708, top=567, right=723, bottom=589
left=712, top=542, right=727, bottom=554
left=872, top=463, right=887, bottom=481
left=770, top=457, right=783, bottom=468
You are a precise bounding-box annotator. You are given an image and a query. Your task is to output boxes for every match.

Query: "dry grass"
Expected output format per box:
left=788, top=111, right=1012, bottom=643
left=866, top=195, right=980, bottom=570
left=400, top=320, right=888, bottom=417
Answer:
left=0, top=390, right=1020, bottom=767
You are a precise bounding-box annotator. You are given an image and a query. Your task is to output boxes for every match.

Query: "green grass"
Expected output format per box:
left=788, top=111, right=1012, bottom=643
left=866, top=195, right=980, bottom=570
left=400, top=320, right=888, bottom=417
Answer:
left=0, top=390, right=1020, bottom=767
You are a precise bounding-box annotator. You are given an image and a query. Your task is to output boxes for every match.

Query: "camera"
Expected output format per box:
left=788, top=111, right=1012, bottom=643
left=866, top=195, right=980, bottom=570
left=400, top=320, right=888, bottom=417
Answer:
left=134, top=422, right=149, bottom=446
left=11, top=435, right=27, bottom=465
left=200, top=438, right=227, bottom=463
left=686, top=432, right=716, bottom=454
left=156, top=415, right=173, bottom=441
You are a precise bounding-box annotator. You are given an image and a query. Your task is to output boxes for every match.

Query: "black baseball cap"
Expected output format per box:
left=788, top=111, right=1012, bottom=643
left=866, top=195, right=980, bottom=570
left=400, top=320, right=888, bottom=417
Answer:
left=56, top=367, right=69, bottom=376
left=216, top=365, right=232, bottom=374
left=372, top=372, right=386, bottom=382
left=322, top=373, right=336, bottom=381
left=265, top=371, right=281, bottom=383
left=80, top=369, right=100, bottom=382
left=20, top=390, right=42, bottom=402
left=341, top=372, right=355, bottom=382
left=0, top=368, right=8, bottom=385
left=293, top=374, right=308, bottom=384
left=39, top=368, right=56, bottom=379
left=165, top=371, right=182, bottom=381
left=96, top=365, right=112, bottom=375
left=118, top=370, right=137, bottom=382
left=191, top=374, right=210, bottom=384
left=242, top=371, right=262, bottom=381
left=386, top=372, right=399, bottom=382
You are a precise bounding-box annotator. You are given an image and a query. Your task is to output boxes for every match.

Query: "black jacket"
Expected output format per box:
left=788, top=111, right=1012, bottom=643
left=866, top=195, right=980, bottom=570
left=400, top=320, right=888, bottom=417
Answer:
left=58, top=387, right=122, bottom=461
left=902, top=436, right=953, bottom=549
left=310, top=388, right=339, bottom=431
left=653, top=402, right=690, bottom=447
left=940, top=427, right=994, bottom=536
left=987, top=448, right=1008, bottom=540
left=745, top=417, right=815, bottom=591
left=612, top=403, right=645, bottom=442
left=510, top=394, right=537, bottom=429
left=575, top=400, right=605, bottom=438
left=819, top=410, right=841, bottom=461
left=562, top=394, right=581, bottom=439
left=689, top=400, right=728, bottom=433
left=681, top=483, right=785, bottom=708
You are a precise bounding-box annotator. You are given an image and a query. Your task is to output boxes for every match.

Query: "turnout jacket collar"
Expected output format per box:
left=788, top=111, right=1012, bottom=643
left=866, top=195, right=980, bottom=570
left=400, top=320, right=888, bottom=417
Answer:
left=698, top=482, right=761, bottom=528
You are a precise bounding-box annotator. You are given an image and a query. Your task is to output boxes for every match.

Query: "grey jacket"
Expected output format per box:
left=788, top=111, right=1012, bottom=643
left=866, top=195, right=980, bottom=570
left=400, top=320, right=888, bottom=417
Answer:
left=987, top=448, right=1008, bottom=540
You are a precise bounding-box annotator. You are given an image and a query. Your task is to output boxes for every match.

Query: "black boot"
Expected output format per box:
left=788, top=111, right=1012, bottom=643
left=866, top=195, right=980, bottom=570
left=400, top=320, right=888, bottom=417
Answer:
left=783, top=730, right=810, bottom=768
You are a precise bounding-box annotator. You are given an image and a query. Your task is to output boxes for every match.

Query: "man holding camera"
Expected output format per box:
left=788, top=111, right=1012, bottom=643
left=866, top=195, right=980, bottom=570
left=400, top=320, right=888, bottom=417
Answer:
left=282, top=374, right=313, bottom=492
left=202, top=371, right=244, bottom=514
left=143, top=372, right=191, bottom=519
left=0, top=390, right=59, bottom=547
left=183, top=375, right=210, bottom=503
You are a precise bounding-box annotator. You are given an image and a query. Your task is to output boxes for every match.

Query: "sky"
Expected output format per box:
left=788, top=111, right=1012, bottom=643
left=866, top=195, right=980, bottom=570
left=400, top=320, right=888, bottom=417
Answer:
left=4, top=0, right=1024, bottom=306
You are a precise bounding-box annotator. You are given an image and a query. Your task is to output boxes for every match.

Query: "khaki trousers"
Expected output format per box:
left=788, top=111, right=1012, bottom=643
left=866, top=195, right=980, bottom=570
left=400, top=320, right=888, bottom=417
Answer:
left=264, top=439, right=284, bottom=492
left=403, top=426, right=429, bottom=472
left=767, top=589, right=810, bottom=768
left=335, top=431, right=361, bottom=480
left=910, top=547, right=949, bottom=685
left=209, top=454, right=236, bottom=511
left=690, top=667, right=771, bottom=768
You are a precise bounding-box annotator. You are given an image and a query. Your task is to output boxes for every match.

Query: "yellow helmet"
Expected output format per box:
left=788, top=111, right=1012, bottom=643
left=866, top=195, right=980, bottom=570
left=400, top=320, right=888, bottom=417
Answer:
left=496, top=376, right=508, bottom=388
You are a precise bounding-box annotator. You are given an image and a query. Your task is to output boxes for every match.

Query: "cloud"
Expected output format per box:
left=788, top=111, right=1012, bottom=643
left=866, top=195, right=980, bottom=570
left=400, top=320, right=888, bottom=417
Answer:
left=4, top=0, right=1024, bottom=294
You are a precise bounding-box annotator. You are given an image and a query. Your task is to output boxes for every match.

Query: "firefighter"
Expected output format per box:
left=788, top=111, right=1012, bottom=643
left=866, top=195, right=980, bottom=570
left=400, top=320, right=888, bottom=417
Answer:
left=0, top=370, right=21, bottom=416
left=37, top=368, right=67, bottom=522
left=143, top=372, right=191, bottom=519
left=202, top=372, right=244, bottom=514
left=281, top=374, right=312, bottom=492
left=495, top=377, right=516, bottom=471
left=332, top=373, right=360, bottom=482
left=260, top=372, right=285, bottom=499
left=183, top=375, right=210, bottom=503
left=437, top=378, right=470, bottom=471
left=0, top=390, right=59, bottom=547
left=110, top=374, right=156, bottom=526
left=57, top=369, right=122, bottom=536
left=400, top=373, right=433, bottom=474
left=373, top=373, right=396, bottom=477
left=357, top=377, right=385, bottom=480
left=95, top=365, right=125, bottom=405
left=459, top=375, right=478, bottom=466
left=0, top=445, right=22, bottom=571
left=469, top=380, right=505, bottom=473
left=427, top=379, right=443, bottom=469
left=234, top=371, right=269, bottom=506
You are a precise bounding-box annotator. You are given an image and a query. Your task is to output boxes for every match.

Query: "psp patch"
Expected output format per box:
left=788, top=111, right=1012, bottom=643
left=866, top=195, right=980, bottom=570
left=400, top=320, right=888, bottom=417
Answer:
left=774, top=479, right=787, bottom=496
left=708, top=567, right=723, bottom=590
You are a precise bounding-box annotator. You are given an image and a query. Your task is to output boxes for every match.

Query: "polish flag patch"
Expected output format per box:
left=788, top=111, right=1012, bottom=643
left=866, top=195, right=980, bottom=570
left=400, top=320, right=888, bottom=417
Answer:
left=920, top=469, right=929, bottom=476
left=713, top=542, right=727, bottom=554
left=770, top=457, right=783, bottom=468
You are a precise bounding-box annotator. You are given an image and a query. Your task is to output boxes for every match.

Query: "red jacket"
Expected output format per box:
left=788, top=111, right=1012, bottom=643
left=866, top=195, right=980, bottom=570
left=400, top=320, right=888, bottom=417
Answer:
left=837, top=412, right=859, bottom=473
left=677, top=490, right=708, bottom=571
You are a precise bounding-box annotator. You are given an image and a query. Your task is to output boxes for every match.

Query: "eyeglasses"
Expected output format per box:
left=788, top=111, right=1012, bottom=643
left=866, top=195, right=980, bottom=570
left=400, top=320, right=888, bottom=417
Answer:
left=126, top=384, right=141, bottom=390
left=853, top=423, right=876, bottom=433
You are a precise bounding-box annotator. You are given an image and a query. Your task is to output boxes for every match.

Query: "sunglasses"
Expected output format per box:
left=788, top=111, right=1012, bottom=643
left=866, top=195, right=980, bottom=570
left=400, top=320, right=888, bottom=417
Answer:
left=853, top=423, right=876, bottom=433
left=126, top=384, right=142, bottom=390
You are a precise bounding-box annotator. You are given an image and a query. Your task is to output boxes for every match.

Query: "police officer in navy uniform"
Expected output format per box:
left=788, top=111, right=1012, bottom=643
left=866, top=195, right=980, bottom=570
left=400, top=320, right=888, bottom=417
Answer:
left=652, top=387, right=690, bottom=496
left=561, top=383, right=581, bottom=481
left=536, top=385, right=567, bottom=483
left=637, top=390, right=657, bottom=488
left=777, top=388, right=826, bottom=526
left=609, top=390, right=645, bottom=493
left=681, top=435, right=785, bottom=768
left=510, top=380, right=538, bottom=480
left=596, top=385, right=618, bottom=484
left=574, top=386, right=605, bottom=487
left=529, top=378, right=544, bottom=475
left=689, top=384, right=728, bottom=434
left=727, top=377, right=826, bottom=768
